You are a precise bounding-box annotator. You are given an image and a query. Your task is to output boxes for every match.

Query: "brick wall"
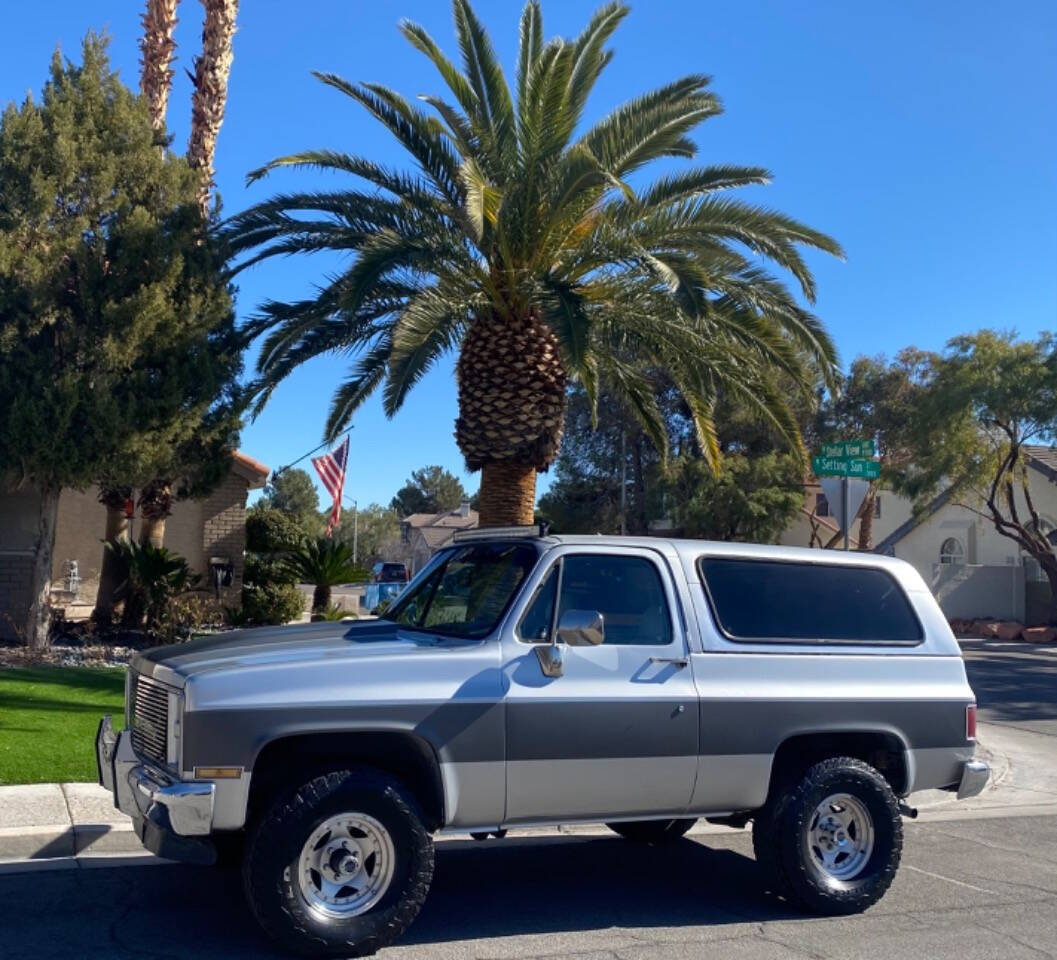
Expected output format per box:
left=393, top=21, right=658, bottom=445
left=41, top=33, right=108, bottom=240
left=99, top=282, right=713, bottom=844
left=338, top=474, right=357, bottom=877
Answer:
left=1, top=461, right=257, bottom=629
left=199, top=472, right=249, bottom=603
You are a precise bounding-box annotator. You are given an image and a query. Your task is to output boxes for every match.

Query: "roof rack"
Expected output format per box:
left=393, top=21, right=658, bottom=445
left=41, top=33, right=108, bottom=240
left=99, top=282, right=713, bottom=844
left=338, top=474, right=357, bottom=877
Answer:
left=452, top=522, right=551, bottom=543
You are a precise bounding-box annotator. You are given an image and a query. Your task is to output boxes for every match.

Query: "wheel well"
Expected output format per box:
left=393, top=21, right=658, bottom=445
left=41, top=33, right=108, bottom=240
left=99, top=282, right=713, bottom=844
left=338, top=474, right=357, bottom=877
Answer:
left=766, top=731, right=909, bottom=800
left=247, top=731, right=445, bottom=831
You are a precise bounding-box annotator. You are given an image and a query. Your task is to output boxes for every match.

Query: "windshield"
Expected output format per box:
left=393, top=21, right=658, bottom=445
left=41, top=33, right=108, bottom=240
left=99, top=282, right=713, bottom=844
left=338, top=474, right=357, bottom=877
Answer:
left=382, top=542, right=539, bottom=638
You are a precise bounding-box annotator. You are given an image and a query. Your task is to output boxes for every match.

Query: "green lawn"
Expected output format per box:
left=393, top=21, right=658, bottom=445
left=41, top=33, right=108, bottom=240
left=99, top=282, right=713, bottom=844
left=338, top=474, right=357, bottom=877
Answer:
left=0, top=666, right=126, bottom=785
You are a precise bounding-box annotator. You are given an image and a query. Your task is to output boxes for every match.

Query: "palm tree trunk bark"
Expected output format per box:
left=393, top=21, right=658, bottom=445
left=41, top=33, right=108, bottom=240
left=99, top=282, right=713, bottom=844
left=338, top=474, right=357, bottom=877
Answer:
left=312, top=584, right=330, bottom=614
left=188, top=0, right=239, bottom=218
left=139, top=0, right=180, bottom=132
left=94, top=488, right=132, bottom=624
left=138, top=480, right=173, bottom=548
left=478, top=462, right=537, bottom=527
left=25, top=483, right=61, bottom=650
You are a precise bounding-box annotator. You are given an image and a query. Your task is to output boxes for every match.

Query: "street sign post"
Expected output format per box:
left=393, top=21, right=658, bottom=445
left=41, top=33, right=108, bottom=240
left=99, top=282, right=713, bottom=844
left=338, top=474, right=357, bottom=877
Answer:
left=813, top=440, right=879, bottom=549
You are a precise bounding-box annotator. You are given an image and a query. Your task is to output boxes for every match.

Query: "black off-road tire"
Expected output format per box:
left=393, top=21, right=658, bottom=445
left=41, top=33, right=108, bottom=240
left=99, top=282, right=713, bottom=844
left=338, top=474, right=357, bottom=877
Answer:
left=606, top=818, right=697, bottom=844
left=756, top=756, right=902, bottom=916
left=242, top=766, right=434, bottom=957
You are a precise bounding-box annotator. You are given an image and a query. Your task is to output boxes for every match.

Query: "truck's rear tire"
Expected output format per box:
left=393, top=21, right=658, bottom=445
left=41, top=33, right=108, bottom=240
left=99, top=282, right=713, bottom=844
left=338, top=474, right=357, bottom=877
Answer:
left=242, top=766, right=433, bottom=957
left=754, top=756, right=902, bottom=915
left=606, top=818, right=697, bottom=843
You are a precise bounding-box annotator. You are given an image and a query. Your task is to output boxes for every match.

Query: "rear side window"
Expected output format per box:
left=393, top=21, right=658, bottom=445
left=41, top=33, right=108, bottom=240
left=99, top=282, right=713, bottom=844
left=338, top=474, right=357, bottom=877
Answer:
left=698, top=557, right=922, bottom=644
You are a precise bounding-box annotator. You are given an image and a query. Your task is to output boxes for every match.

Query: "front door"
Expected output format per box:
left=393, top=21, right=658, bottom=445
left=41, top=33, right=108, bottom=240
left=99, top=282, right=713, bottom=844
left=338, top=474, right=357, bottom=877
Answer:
left=501, top=545, right=699, bottom=823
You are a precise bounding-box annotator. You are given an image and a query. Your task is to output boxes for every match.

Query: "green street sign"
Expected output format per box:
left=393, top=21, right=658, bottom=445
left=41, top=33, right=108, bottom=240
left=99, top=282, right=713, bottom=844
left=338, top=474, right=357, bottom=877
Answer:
left=812, top=456, right=850, bottom=477
left=848, top=457, right=881, bottom=479
left=820, top=439, right=876, bottom=458
left=812, top=456, right=881, bottom=479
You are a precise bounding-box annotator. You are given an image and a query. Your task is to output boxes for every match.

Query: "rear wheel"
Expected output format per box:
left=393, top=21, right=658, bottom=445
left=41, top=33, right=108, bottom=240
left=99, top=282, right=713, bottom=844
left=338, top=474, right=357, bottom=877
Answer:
left=242, top=766, right=433, bottom=957
left=754, top=756, right=902, bottom=915
left=606, top=818, right=697, bottom=844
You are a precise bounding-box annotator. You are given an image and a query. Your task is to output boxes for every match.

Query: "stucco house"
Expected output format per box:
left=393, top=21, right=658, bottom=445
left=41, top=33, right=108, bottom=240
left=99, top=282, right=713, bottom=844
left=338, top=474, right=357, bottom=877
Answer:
left=0, top=451, right=269, bottom=638
left=780, top=446, right=1057, bottom=623
left=398, top=501, right=478, bottom=574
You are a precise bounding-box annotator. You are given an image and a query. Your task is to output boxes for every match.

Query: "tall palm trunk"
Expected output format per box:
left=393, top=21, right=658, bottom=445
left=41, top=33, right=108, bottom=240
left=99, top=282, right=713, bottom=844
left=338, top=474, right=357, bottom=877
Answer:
left=138, top=480, right=173, bottom=548
left=188, top=0, right=239, bottom=218
left=93, top=485, right=132, bottom=624
left=456, top=309, right=566, bottom=526
left=139, top=0, right=180, bottom=132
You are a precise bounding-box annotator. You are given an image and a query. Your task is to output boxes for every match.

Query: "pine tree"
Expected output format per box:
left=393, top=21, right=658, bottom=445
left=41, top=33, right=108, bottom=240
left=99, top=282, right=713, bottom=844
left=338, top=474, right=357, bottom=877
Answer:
left=0, top=36, right=242, bottom=646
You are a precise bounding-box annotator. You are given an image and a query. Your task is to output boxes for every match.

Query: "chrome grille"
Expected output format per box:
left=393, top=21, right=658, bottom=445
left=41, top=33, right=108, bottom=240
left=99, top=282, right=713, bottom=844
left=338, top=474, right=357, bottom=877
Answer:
left=129, top=672, right=170, bottom=767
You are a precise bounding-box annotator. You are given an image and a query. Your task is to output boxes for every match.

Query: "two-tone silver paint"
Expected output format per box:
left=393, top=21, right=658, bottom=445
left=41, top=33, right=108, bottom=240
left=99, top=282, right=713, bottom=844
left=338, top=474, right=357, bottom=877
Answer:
left=125, top=535, right=981, bottom=836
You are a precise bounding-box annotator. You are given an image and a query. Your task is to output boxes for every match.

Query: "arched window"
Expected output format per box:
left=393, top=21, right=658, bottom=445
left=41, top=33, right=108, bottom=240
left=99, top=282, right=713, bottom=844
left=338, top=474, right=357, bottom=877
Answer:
left=939, top=538, right=965, bottom=565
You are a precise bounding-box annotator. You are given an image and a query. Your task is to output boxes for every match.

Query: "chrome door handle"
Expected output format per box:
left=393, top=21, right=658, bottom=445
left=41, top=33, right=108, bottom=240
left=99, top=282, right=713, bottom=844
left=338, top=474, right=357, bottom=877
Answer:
left=649, top=657, right=689, bottom=668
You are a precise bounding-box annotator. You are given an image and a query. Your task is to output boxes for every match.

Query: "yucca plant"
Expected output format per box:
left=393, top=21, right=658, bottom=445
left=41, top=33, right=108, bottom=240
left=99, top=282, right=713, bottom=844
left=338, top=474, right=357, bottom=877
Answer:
left=227, top=0, right=842, bottom=526
left=283, top=537, right=367, bottom=615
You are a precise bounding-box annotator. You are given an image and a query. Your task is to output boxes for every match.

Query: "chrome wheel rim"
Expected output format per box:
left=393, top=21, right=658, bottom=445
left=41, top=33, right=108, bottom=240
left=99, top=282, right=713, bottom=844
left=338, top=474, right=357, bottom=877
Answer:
left=296, top=812, right=396, bottom=919
left=806, top=793, right=875, bottom=882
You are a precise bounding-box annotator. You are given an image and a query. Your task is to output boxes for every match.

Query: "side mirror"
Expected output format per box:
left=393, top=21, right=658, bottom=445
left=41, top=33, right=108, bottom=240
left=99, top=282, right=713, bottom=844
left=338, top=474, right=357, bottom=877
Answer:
left=556, top=609, right=605, bottom=647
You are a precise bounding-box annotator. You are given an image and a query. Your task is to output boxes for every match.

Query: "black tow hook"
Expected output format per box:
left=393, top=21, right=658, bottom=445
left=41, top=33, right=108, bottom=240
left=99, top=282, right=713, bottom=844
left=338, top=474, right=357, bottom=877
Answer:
left=898, top=802, right=918, bottom=819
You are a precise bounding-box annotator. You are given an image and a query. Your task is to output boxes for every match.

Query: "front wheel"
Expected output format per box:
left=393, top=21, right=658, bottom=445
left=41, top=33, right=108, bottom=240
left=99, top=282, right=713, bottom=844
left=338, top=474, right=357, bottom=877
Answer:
left=755, top=756, right=902, bottom=915
left=242, top=767, right=434, bottom=957
left=606, top=818, right=697, bottom=844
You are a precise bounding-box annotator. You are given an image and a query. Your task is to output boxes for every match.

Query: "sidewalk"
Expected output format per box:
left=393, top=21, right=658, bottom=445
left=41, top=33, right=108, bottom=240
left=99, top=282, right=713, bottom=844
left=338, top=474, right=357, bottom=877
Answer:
left=0, top=782, right=145, bottom=866
left=3, top=721, right=1053, bottom=873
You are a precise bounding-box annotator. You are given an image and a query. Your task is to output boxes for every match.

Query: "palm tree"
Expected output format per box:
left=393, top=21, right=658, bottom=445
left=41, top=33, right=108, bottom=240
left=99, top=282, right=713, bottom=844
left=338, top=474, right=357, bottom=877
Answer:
left=139, top=0, right=180, bottom=133
left=93, top=484, right=133, bottom=623
left=284, top=537, right=365, bottom=615
left=228, top=0, right=842, bottom=526
left=129, top=0, right=239, bottom=555
left=93, top=0, right=182, bottom=618
left=188, top=0, right=239, bottom=217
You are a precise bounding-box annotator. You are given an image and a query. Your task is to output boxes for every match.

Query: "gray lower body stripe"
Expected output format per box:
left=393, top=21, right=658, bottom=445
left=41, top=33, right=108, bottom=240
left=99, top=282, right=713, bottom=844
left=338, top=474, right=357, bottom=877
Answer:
left=181, top=697, right=971, bottom=770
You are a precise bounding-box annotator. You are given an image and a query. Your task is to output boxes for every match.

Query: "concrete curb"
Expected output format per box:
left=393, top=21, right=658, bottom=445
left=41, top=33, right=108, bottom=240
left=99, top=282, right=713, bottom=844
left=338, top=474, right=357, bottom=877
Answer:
left=0, top=783, right=144, bottom=863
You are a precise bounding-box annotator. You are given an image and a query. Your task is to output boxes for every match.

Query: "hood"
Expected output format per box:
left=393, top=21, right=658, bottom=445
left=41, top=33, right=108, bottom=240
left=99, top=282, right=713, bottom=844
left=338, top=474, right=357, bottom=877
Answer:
left=133, top=619, right=455, bottom=687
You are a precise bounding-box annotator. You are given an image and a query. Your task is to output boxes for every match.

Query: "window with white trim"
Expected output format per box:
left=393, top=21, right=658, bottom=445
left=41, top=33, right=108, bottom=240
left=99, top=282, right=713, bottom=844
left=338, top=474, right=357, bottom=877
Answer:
left=939, top=537, right=965, bottom=565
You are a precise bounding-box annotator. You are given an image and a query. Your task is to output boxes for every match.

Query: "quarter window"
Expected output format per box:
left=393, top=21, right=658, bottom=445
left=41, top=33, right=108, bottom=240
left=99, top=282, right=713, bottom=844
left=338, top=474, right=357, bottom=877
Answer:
left=698, top=557, right=921, bottom=644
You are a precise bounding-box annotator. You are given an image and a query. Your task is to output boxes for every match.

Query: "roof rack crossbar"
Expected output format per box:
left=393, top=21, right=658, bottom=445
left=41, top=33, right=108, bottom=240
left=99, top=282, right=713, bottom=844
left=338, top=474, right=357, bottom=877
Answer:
left=452, top=523, right=550, bottom=543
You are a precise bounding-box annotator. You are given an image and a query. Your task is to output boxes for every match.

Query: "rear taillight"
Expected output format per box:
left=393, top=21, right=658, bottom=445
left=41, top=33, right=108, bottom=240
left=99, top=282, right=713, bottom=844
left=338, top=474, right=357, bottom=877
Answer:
left=966, top=703, right=977, bottom=741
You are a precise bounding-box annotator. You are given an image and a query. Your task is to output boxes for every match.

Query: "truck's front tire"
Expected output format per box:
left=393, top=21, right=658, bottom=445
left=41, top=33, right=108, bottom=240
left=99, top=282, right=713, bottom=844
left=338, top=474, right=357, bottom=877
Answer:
left=754, top=756, right=902, bottom=916
left=242, top=766, right=434, bottom=957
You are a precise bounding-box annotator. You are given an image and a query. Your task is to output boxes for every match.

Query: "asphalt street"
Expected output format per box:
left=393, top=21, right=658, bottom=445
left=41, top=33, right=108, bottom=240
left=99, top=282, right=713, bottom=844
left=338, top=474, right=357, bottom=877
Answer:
left=963, top=640, right=1057, bottom=737
left=1, top=816, right=1056, bottom=960
left=0, top=641, right=1053, bottom=960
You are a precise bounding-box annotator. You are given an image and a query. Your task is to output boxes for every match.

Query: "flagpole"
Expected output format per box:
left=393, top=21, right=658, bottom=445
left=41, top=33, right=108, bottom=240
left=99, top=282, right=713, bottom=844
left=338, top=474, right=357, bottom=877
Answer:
left=271, top=429, right=352, bottom=480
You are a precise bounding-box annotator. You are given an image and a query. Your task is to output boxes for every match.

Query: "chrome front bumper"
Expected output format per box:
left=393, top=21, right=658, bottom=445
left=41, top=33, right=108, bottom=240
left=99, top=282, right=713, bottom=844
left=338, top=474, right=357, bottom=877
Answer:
left=957, top=758, right=991, bottom=800
left=96, top=716, right=216, bottom=863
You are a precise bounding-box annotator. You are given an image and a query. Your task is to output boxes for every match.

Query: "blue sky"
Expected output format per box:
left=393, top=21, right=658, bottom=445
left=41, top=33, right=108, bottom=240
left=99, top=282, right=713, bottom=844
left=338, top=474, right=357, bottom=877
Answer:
left=3, top=1, right=1055, bottom=509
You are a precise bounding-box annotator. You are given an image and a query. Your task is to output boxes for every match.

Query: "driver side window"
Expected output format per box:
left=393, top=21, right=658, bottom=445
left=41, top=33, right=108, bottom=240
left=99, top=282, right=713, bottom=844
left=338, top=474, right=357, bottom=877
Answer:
left=518, top=554, right=672, bottom=646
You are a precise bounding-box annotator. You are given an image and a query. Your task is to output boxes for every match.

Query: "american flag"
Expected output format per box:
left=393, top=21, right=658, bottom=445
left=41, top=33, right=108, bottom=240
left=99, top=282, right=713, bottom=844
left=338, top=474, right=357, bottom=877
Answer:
left=311, top=435, right=350, bottom=537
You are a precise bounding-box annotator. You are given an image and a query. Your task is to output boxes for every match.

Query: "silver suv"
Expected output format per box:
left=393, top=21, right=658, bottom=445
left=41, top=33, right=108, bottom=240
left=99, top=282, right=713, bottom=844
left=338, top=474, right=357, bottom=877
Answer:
left=97, top=531, right=988, bottom=957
